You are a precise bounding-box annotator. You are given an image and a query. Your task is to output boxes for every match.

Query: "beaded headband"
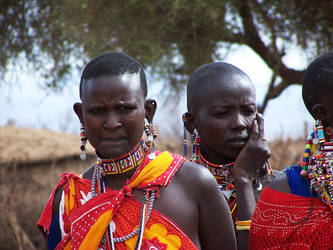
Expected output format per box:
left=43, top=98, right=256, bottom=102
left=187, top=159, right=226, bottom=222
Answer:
left=97, top=139, right=147, bottom=175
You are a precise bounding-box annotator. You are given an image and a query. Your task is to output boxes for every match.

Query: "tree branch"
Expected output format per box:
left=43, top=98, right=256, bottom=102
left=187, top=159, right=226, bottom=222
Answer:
left=238, top=0, right=303, bottom=85
left=258, top=72, right=276, bottom=113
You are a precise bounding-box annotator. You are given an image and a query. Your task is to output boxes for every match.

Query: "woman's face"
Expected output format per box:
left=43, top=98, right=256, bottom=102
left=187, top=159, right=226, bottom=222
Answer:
left=192, top=73, right=257, bottom=163
left=77, top=73, right=146, bottom=158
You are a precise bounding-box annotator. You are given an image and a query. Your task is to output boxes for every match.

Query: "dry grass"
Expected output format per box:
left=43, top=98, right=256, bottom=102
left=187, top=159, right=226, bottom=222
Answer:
left=0, top=125, right=306, bottom=249
left=0, top=158, right=95, bottom=250
left=268, top=137, right=305, bottom=170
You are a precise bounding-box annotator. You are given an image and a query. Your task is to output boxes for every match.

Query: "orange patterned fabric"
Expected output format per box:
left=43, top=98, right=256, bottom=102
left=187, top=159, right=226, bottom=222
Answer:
left=249, top=187, right=333, bottom=249
left=37, top=151, right=197, bottom=249
left=111, top=198, right=197, bottom=249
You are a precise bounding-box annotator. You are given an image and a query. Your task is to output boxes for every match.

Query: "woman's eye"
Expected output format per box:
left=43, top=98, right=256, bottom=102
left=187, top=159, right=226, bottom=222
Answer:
left=118, top=105, right=134, bottom=112
left=213, top=111, right=227, bottom=117
left=91, top=108, right=105, bottom=113
left=244, top=109, right=255, bottom=116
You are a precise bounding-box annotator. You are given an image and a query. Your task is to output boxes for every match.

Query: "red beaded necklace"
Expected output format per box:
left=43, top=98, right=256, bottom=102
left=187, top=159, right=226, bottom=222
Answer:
left=195, top=150, right=235, bottom=191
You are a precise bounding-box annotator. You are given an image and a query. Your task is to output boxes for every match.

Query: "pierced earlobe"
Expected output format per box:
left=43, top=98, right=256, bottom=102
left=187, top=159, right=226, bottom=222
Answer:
left=312, top=104, right=328, bottom=122
left=144, top=99, right=157, bottom=123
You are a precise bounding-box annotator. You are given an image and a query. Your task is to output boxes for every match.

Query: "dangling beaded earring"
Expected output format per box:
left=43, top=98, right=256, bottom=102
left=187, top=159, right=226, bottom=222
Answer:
left=80, top=124, right=87, bottom=160
left=151, top=122, right=157, bottom=139
left=191, top=129, right=200, bottom=162
left=144, top=118, right=157, bottom=148
left=300, top=132, right=313, bottom=177
left=301, top=120, right=327, bottom=177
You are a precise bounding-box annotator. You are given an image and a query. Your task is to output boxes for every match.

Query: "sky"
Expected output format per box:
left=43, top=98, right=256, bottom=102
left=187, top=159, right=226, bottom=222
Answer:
left=0, top=45, right=314, bottom=141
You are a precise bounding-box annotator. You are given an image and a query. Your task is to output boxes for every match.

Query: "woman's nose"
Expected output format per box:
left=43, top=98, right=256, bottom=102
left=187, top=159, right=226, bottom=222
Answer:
left=231, top=113, right=247, bottom=131
left=104, top=111, right=121, bottom=129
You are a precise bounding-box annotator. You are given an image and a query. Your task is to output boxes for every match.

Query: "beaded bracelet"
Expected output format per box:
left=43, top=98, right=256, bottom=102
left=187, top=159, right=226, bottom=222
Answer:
left=236, top=220, right=251, bottom=231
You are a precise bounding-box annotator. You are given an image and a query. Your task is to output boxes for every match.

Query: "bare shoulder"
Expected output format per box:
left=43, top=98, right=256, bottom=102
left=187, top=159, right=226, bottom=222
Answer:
left=268, top=169, right=292, bottom=194
left=174, top=162, right=236, bottom=249
left=173, top=161, right=226, bottom=203
left=174, top=161, right=219, bottom=189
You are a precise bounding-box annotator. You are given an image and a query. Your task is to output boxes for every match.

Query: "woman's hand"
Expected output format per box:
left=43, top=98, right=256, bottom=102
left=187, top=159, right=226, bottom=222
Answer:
left=232, top=113, right=271, bottom=184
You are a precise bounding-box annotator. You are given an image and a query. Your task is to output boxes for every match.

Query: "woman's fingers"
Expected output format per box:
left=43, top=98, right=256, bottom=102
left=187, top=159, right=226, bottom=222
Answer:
left=256, top=113, right=265, bottom=141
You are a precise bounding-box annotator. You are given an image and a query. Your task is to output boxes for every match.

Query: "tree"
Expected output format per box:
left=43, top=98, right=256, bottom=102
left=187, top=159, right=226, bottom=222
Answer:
left=1, top=0, right=333, bottom=112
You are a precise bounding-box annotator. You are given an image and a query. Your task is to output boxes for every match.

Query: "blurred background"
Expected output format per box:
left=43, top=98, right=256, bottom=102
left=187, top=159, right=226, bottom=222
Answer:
left=1, top=0, right=333, bottom=249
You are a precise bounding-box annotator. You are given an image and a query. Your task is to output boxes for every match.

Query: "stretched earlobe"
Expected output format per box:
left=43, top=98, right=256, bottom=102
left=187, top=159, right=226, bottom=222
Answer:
left=73, top=102, right=84, bottom=124
left=144, top=99, right=157, bottom=123
left=182, top=112, right=195, bottom=135
left=312, top=104, right=328, bottom=121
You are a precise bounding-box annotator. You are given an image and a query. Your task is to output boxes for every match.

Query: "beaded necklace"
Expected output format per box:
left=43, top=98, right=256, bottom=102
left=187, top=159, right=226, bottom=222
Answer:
left=195, top=150, right=235, bottom=191
left=91, top=142, right=156, bottom=250
left=301, top=126, right=333, bottom=210
left=195, top=149, right=273, bottom=192
left=97, top=138, right=146, bottom=175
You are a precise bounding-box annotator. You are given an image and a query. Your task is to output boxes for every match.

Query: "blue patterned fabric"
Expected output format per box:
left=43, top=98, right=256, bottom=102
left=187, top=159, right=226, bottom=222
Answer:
left=286, top=165, right=317, bottom=198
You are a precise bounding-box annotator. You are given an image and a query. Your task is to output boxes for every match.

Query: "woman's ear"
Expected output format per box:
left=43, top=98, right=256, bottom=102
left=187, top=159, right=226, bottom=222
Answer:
left=144, top=99, right=157, bottom=123
left=182, top=112, right=196, bottom=134
left=73, top=102, right=84, bottom=124
left=312, top=104, right=328, bottom=121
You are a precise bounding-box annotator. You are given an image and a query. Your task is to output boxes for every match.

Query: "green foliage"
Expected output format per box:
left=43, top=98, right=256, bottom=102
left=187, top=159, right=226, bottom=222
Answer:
left=1, top=0, right=333, bottom=107
left=256, top=0, right=333, bottom=54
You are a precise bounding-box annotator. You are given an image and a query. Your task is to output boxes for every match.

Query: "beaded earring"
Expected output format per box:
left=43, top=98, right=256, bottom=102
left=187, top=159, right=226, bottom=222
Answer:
left=144, top=118, right=157, bottom=148
left=80, top=124, right=87, bottom=160
left=191, top=129, right=200, bottom=162
left=301, top=120, right=327, bottom=177
left=182, top=115, right=188, bottom=158
left=315, top=120, right=325, bottom=144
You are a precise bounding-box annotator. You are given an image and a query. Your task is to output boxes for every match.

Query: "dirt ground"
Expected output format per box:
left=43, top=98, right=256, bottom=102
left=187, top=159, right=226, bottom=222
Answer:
left=0, top=125, right=306, bottom=249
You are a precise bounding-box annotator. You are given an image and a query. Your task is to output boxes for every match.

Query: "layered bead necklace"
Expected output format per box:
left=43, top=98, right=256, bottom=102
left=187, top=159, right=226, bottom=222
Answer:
left=91, top=138, right=156, bottom=250
left=196, top=150, right=235, bottom=190
left=187, top=130, right=235, bottom=191
left=194, top=149, right=273, bottom=192
left=301, top=123, right=333, bottom=210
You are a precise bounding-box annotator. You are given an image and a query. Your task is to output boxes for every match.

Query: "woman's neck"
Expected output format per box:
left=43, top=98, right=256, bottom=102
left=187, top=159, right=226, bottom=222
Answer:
left=199, top=144, right=234, bottom=165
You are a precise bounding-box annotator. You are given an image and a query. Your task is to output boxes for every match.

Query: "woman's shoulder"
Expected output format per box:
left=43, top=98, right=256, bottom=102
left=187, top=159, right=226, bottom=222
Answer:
left=268, top=169, right=292, bottom=194
left=268, top=165, right=314, bottom=197
left=178, top=160, right=216, bottom=183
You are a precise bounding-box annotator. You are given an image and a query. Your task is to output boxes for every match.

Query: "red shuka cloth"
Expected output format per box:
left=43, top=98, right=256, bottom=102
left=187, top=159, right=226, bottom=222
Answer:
left=249, top=186, right=333, bottom=249
left=37, top=151, right=197, bottom=249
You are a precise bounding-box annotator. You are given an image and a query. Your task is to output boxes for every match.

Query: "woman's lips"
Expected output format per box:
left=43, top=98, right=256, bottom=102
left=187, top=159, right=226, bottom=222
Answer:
left=227, top=136, right=248, bottom=147
left=100, top=137, right=127, bottom=145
